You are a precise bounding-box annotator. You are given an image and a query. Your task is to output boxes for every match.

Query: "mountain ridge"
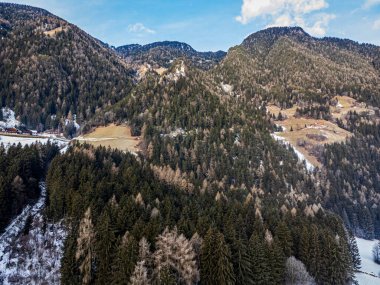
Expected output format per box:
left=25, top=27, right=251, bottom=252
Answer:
left=116, top=40, right=226, bottom=70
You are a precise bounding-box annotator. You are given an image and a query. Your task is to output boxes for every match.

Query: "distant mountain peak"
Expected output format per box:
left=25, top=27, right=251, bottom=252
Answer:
left=116, top=41, right=226, bottom=70
left=242, top=26, right=311, bottom=50
left=248, top=26, right=309, bottom=38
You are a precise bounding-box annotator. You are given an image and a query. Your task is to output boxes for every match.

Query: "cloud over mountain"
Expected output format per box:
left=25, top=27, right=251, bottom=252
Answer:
left=236, top=0, right=334, bottom=36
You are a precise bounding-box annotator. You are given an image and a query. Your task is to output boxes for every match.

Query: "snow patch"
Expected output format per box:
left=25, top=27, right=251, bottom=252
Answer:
left=0, top=183, right=67, bottom=284
left=161, top=128, right=186, bottom=138
left=0, top=135, right=68, bottom=150
left=356, top=238, right=380, bottom=285
left=0, top=108, right=21, bottom=128
left=221, top=83, right=233, bottom=94
left=272, top=133, right=315, bottom=172
left=65, top=118, right=80, bottom=130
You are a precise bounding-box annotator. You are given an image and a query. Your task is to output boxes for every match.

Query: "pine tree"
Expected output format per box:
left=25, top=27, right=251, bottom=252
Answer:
left=299, top=226, right=310, bottom=264
left=267, top=238, right=286, bottom=284
left=96, top=210, right=116, bottom=284
left=61, top=226, right=81, bottom=285
left=307, top=225, right=320, bottom=278
left=248, top=233, right=270, bottom=285
left=232, top=238, right=254, bottom=285
left=275, top=221, right=293, bottom=257
left=111, top=232, right=139, bottom=285
left=200, top=228, right=235, bottom=285
left=348, top=232, right=361, bottom=271
left=320, top=233, right=349, bottom=285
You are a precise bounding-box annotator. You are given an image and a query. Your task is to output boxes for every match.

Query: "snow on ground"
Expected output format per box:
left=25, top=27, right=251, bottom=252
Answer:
left=65, top=119, right=80, bottom=130
left=272, top=133, right=315, bottom=172
left=0, top=135, right=68, bottom=150
left=0, top=183, right=67, bottom=285
left=221, top=83, right=233, bottom=94
left=356, top=238, right=380, bottom=285
left=160, top=128, right=186, bottom=138
left=0, top=108, right=20, bottom=128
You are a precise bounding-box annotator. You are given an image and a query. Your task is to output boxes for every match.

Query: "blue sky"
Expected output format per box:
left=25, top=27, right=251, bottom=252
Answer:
left=6, top=0, right=380, bottom=51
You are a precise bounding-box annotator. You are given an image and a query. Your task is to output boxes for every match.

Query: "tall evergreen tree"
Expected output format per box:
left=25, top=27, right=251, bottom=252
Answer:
left=232, top=238, right=254, bottom=285
left=307, top=225, right=320, bottom=278
left=248, top=233, right=270, bottom=285
left=275, top=221, right=293, bottom=257
left=267, top=238, right=286, bottom=284
left=200, top=228, right=235, bottom=285
left=111, top=232, right=139, bottom=285
left=348, top=231, right=361, bottom=271
left=96, top=210, right=116, bottom=284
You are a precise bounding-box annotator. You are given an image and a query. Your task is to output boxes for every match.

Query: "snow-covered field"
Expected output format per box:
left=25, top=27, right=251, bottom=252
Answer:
left=356, top=238, right=380, bottom=285
left=0, top=135, right=67, bottom=148
left=0, top=183, right=67, bottom=285
left=271, top=133, right=315, bottom=171
left=1, top=107, right=70, bottom=152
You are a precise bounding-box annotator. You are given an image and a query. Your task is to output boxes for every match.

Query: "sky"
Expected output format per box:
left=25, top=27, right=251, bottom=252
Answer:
left=5, top=0, right=380, bottom=51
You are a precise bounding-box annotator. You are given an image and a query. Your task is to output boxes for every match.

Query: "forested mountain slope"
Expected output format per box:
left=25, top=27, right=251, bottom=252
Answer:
left=212, top=27, right=380, bottom=240
left=0, top=3, right=134, bottom=131
left=116, top=41, right=226, bottom=70
left=216, top=27, right=380, bottom=107
left=1, top=3, right=379, bottom=284
left=47, top=144, right=358, bottom=285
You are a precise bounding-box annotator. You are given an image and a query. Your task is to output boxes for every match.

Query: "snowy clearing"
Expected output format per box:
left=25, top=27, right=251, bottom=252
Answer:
left=272, top=133, right=315, bottom=172
left=0, top=135, right=68, bottom=150
left=356, top=237, right=380, bottom=285
left=0, top=183, right=67, bottom=285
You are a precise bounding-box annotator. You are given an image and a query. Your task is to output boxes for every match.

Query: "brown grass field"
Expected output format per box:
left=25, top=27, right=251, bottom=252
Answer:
left=268, top=100, right=357, bottom=168
left=76, top=124, right=141, bottom=153
left=331, top=96, right=372, bottom=119
left=43, top=26, right=68, bottom=37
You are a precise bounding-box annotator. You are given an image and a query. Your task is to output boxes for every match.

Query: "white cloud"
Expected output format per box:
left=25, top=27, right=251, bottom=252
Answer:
left=236, top=0, right=334, bottom=36
left=266, top=13, right=334, bottom=36
left=373, top=19, right=380, bottom=30
left=363, top=0, right=380, bottom=9
left=128, top=23, right=156, bottom=34
left=236, top=0, right=328, bottom=24
left=305, top=13, right=335, bottom=36
left=271, top=14, right=294, bottom=26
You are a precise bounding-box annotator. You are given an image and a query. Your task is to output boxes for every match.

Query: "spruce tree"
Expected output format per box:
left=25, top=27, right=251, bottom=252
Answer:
left=308, top=225, right=320, bottom=278
left=232, top=238, right=254, bottom=285
left=61, top=226, right=81, bottom=285
left=299, top=226, right=310, bottom=264
left=96, top=210, right=116, bottom=284
left=267, top=238, right=285, bottom=285
left=200, top=228, right=235, bottom=285
left=248, top=233, right=270, bottom=285
left=275, top=221, right=293, bottom=257
left=348, top=232, right=361, bottom=271
left=111, top=232, right=139, bottom=285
